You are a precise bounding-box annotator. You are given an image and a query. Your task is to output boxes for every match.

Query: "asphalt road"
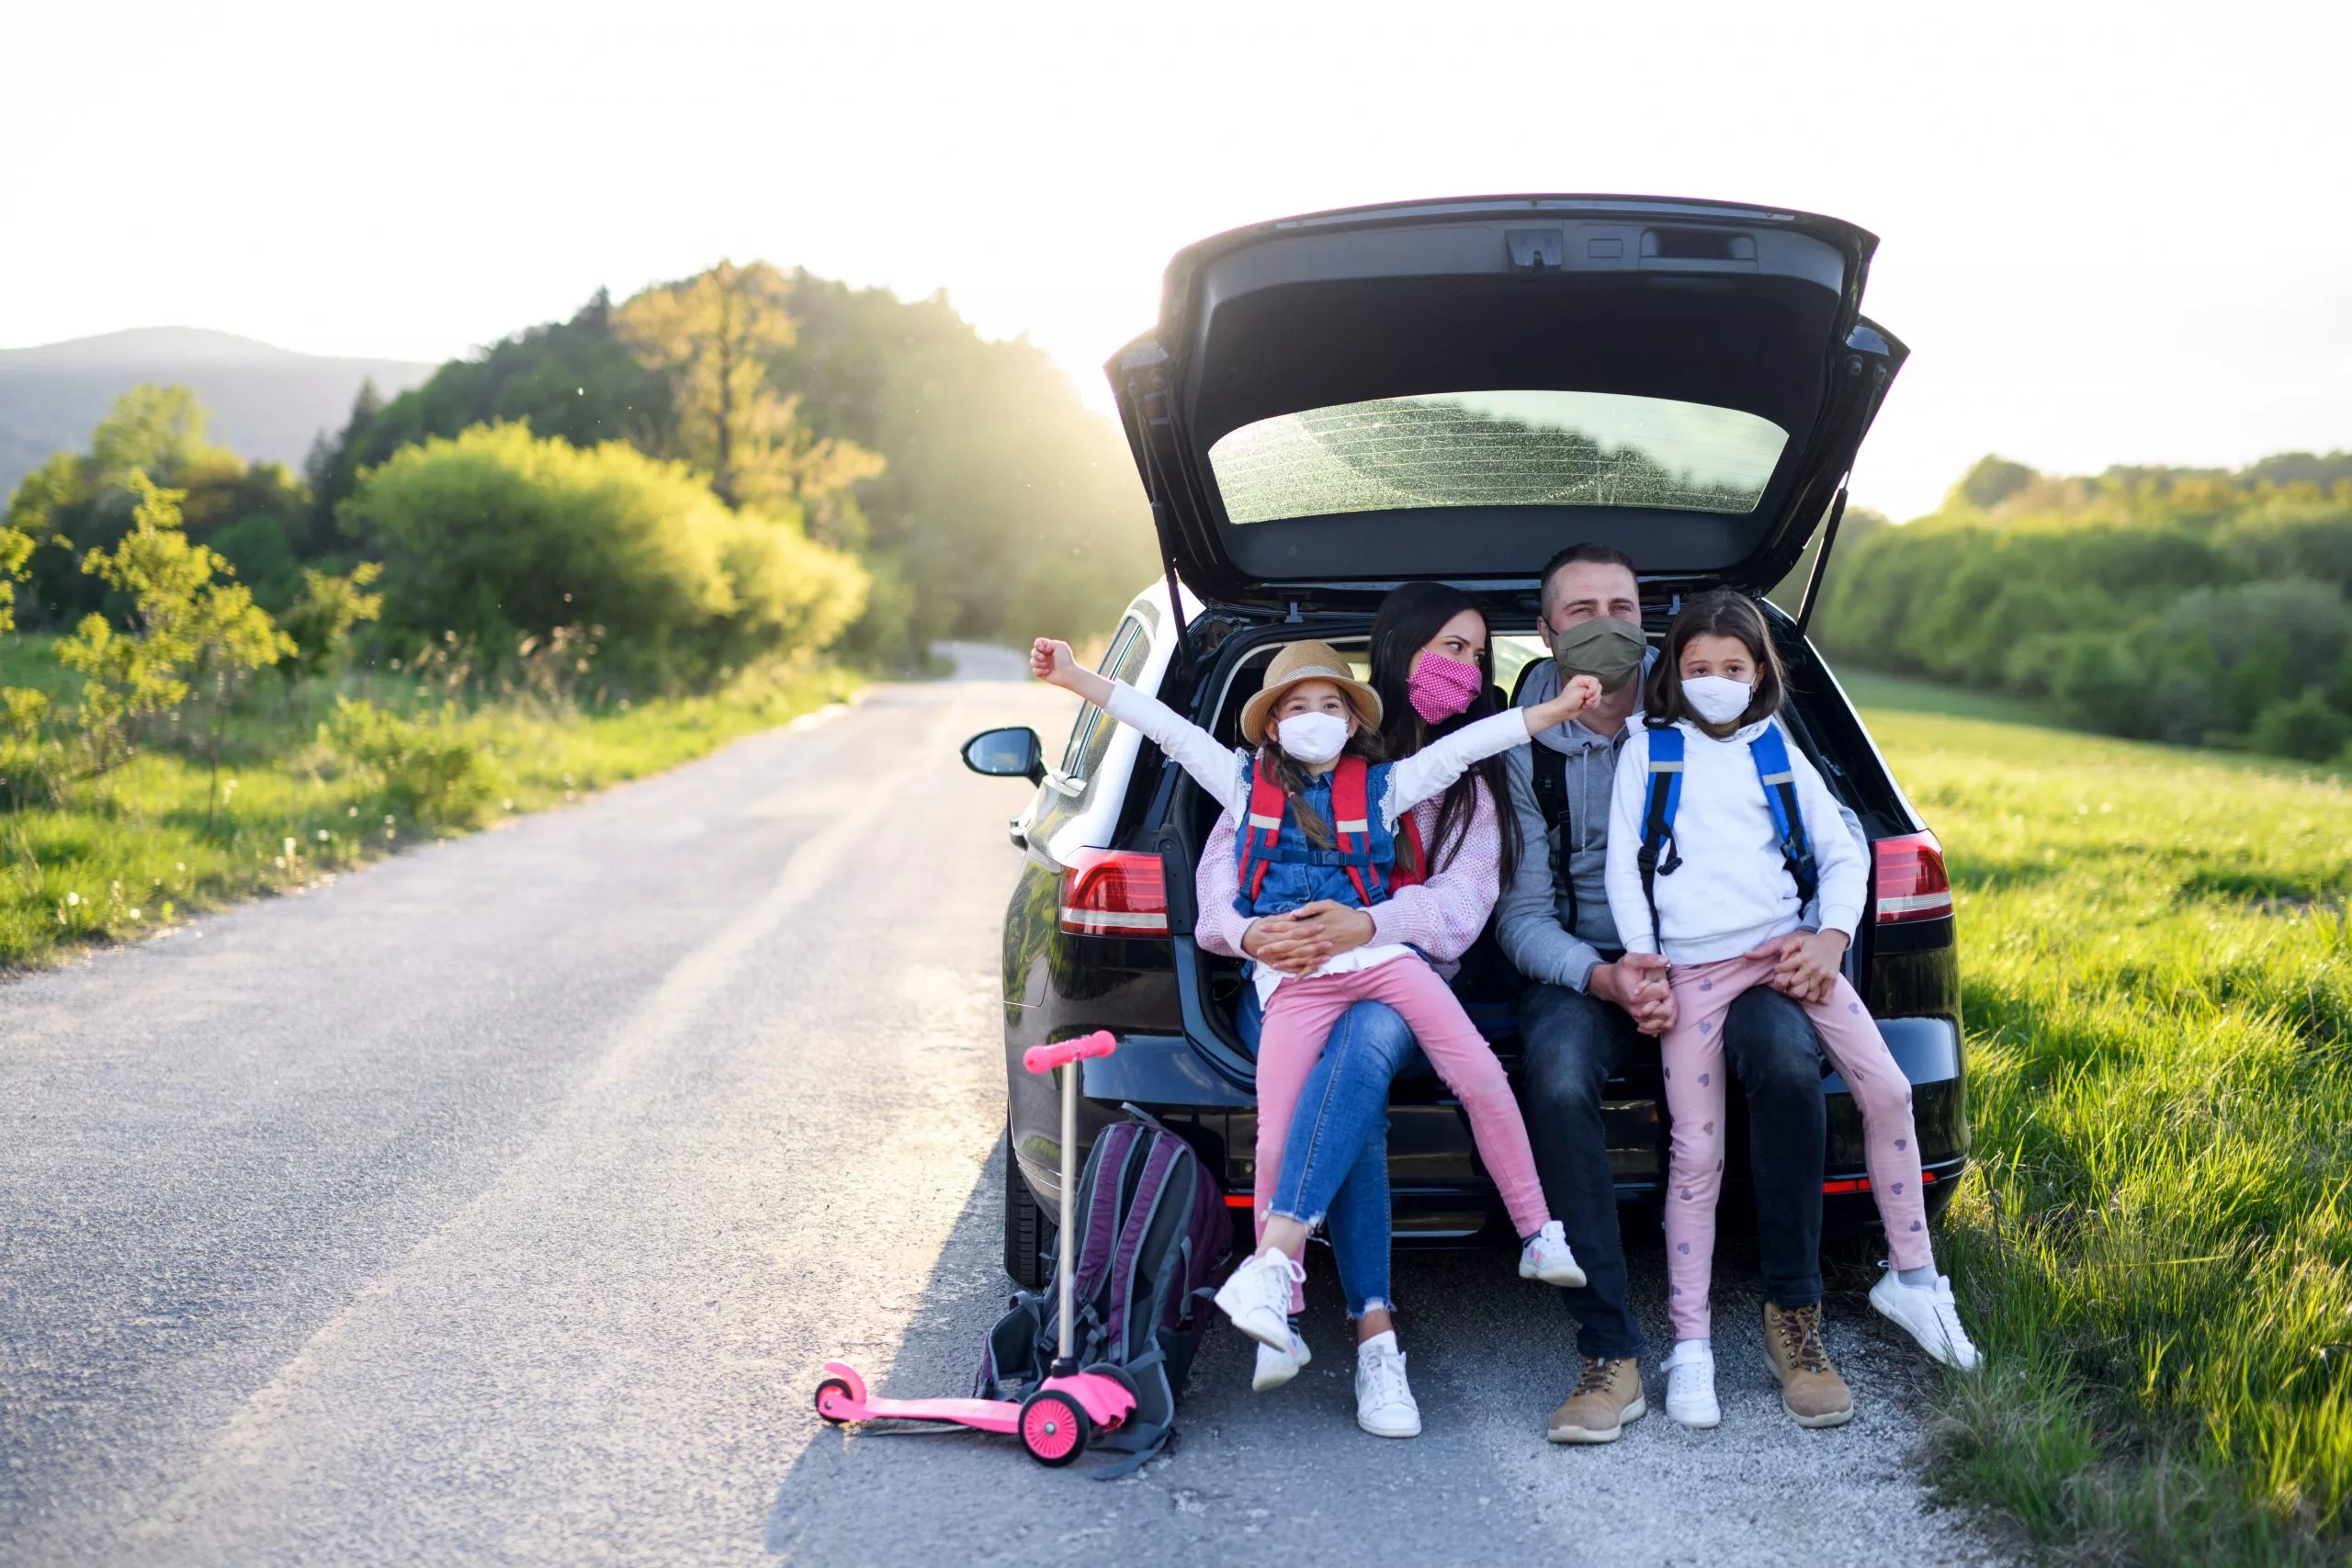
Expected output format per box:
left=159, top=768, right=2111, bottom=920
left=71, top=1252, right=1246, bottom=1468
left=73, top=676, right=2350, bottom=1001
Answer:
left=0, top=651, right=2007, bottom=1567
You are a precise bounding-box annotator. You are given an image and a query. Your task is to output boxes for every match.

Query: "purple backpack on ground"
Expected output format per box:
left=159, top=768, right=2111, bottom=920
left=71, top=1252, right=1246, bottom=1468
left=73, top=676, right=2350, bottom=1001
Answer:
left=977, top=1108, right=1229, bottom=1476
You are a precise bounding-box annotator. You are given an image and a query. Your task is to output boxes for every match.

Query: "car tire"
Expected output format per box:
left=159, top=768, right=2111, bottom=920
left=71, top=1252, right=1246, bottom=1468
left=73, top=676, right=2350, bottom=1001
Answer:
left=1003, top=1129, right=1055, bottom=1289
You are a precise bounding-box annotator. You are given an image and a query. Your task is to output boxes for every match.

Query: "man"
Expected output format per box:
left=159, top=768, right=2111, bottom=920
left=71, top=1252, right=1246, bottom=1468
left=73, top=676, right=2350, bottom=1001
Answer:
left=1497, top=543, right=1855, bottom=1442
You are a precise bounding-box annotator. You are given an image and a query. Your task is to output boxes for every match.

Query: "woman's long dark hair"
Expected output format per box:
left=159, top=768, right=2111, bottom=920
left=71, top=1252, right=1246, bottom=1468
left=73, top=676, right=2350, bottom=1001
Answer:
left=1367, top=581, right=1523, bottom=887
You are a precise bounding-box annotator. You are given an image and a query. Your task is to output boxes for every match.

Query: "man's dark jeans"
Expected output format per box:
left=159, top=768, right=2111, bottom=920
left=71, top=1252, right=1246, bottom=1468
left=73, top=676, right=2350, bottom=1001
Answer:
left=1519, top=981, right=1828, bottom=1361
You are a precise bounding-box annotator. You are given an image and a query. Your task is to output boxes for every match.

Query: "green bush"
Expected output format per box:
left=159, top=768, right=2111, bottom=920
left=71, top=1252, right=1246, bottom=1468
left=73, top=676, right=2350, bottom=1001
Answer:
left=2248, top=686, right=2351, bottom=761
left=320, top=695, right=506, bottom=828
left=343, top=423, right=865, bottom=687
left=2050, top=632, right=2147, bottom=732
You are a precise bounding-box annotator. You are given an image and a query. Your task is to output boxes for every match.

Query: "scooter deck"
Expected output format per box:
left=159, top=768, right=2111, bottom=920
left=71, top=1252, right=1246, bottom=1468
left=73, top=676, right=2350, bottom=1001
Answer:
left=827, top=1391, right=1021, bottom=1433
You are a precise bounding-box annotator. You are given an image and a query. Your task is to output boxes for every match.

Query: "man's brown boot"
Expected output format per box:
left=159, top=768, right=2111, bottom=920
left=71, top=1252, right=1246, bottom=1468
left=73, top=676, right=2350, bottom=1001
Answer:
left=1545, top=1355, right=1645, bottom=1444
left=1763, top=1302, right=1854, bottom=1428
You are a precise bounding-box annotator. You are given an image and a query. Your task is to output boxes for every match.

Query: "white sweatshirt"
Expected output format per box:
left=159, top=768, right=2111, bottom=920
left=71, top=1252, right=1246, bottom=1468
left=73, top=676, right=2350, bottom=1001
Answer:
left=1602, top=716, right=1868, bottom=965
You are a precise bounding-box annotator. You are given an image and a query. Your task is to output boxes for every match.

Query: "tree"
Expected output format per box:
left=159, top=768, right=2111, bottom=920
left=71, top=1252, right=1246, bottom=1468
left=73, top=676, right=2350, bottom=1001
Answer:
left=615, top=260, right=876, bottom=512
left=56, top=473, right=293, bottom=789
left=89, top=384, right=220, bottom=490
left=9, top=386, right=309, bottom=629
left=1958, top=455, right=2037, bottom=511
left=279, top=561, right=384, bottom=688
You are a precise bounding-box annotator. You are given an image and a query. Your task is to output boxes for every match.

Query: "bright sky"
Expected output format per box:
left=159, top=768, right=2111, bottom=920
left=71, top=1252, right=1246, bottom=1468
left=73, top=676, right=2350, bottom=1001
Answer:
left=4, top=0, right=2345, bottom=519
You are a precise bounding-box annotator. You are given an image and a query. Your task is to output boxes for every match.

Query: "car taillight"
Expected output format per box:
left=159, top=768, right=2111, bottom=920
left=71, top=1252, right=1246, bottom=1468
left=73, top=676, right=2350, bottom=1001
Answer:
left=1057, top=849, right=1169, bottom=936
left=1873, top=831, right=1952, bottom=923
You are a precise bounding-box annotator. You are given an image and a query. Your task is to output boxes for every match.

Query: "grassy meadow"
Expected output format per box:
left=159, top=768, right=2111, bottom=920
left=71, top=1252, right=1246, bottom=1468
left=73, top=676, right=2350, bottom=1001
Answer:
left=0, top=633, right=860, bottom=967
left=1860, top=697, right=2351, bottom=1563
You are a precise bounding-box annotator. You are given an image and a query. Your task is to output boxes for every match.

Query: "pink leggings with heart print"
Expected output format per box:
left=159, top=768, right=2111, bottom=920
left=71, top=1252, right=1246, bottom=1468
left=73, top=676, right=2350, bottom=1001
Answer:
left=1660, top=951, right=1933, bottom=1342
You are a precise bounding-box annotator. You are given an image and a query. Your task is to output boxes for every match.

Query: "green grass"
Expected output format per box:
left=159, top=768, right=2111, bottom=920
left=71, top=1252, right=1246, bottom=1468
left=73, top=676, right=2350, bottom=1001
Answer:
left=1861, top=705, right=2352, bottom=1563
left=1838, top=668, right=2065, bottom=728
left=0, top=647, right=861, bottom=967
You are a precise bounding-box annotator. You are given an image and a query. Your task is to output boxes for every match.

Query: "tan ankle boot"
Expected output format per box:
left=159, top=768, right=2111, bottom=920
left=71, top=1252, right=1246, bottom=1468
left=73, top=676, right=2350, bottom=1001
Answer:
left=1545, top=1355, right=1645, bottom=1444
left=1762, top=1302, right=1854, bottom=1427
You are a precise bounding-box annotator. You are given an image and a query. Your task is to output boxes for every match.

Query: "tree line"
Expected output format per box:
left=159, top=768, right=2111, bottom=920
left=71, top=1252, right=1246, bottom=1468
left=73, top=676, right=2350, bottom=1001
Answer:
left=304, top=263, right=1157, bottom=669
left=4, top=260, right=1157, bottom=695
left=1813, top=452, right=2352, bottom=759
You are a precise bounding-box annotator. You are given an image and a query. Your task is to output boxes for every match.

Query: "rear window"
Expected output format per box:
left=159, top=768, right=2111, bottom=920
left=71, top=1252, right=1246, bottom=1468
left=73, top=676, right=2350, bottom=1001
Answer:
left=1206, top=390, right=1788, bottom=525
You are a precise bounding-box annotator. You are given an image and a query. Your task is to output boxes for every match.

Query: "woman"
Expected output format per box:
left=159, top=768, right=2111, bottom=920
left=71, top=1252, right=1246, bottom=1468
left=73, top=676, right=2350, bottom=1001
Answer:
left=1193, top=581, right=1523, bottom=1438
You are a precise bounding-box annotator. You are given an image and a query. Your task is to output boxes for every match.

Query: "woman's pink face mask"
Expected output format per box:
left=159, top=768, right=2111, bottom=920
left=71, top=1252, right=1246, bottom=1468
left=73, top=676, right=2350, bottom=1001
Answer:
left=1408, top=651, right=1483, bottom=724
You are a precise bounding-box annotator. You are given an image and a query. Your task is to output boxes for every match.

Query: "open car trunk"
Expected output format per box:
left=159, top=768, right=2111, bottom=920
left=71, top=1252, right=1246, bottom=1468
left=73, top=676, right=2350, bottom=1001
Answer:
left=1108, top=196, right=1907, bottom=614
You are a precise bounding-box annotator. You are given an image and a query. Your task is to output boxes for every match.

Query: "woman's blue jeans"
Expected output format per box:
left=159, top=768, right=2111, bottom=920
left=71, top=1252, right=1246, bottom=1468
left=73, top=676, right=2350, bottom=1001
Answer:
left=1236, top=987, right=1426, bottom=1318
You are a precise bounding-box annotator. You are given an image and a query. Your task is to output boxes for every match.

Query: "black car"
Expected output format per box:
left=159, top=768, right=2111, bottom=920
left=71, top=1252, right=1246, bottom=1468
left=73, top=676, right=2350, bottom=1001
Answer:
left=967, top=195, right=1965, bottom=1289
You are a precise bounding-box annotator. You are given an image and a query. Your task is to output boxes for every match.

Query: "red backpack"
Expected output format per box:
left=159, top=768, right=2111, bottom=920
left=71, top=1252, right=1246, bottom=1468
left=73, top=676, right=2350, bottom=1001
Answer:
left=1234, top=756, right=1427, bottom=906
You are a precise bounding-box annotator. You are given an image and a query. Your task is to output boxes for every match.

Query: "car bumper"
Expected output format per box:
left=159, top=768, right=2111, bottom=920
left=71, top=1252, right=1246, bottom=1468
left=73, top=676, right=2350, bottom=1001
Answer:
left=1011, top=1017, right=1969, bottom=1244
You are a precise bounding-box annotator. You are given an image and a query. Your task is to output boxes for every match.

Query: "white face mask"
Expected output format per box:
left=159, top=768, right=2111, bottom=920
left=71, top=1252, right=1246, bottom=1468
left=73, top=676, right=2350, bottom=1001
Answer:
left=1275, top=711, right=1351, bottom=765
left=1681, top=674, right=1754, bottom=726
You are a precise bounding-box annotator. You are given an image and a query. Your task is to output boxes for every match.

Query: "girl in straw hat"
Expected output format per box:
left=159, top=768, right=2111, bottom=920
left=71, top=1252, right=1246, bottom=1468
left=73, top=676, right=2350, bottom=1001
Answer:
left=1031, top=635, right=1601, bottom=1357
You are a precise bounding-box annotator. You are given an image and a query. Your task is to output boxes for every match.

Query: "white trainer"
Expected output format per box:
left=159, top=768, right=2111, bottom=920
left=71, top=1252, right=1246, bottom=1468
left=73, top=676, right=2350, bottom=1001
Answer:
left=1252, top=1325, right=1313, bottom=1393
left=1518, top=1220, right=1588, bottom=1288
left=1355, top=1331, right=1421, bottom=1438
left=1661, top=1339, right=1721, bottom=1428
left=1213, top=1247, right=1306, bottom=1352
left=1870, top=1269, right=1983, bottom=1371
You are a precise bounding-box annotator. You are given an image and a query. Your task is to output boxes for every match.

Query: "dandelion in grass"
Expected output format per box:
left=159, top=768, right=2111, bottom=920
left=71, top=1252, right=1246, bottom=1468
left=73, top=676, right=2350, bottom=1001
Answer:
left=65, top=891, right=79, bottom=906
left=315, top=829, right=330, bottom=842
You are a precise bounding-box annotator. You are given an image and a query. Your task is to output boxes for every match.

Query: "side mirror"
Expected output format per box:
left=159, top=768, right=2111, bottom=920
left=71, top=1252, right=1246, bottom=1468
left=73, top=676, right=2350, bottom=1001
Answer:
left=962, top=726, right=1045, bottom=784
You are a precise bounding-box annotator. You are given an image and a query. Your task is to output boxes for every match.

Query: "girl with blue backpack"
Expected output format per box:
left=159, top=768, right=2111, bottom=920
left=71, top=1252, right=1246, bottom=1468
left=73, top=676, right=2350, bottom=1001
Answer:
left=1600, top=591, right=1980, bottom=1431
left=1029, top=634, right=1600, bottom=1359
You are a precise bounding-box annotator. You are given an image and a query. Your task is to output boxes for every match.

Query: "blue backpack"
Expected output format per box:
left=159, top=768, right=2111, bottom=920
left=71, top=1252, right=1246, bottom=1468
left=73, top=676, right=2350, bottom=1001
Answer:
left=1635, top=721, right=1820, bottom=946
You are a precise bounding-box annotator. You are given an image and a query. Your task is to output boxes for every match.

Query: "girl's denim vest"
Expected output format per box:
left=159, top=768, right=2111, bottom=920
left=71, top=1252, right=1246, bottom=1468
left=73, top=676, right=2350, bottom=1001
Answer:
left=1232, top=760, right=1398, bottom=919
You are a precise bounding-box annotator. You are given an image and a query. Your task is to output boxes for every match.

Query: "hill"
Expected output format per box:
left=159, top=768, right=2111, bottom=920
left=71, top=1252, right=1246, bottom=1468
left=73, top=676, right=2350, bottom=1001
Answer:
left=0, top=328, right=432, bottom=501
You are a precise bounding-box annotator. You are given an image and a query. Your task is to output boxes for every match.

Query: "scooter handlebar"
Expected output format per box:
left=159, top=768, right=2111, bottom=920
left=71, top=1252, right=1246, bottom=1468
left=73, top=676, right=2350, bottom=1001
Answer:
left=1023, top=1031, right=1117, bottom=1076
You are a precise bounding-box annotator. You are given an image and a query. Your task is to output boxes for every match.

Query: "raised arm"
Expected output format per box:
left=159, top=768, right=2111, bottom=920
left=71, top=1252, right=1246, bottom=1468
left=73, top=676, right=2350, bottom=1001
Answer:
left=1381, top=672, right=1603, bottom=823
left=1031, top=637, right=1248, bottom=816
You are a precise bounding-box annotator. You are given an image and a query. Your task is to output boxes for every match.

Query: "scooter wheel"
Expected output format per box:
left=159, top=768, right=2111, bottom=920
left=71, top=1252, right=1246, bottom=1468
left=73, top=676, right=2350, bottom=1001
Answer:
left=1018, top=1388, right=1090, bottom=1466
left=814, top=1377, right=856, bottom=1424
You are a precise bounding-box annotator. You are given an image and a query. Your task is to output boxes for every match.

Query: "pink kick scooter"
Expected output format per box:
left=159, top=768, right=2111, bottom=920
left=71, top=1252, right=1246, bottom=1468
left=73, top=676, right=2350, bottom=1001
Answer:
left=814, top=1030, right=1138, bottom=1466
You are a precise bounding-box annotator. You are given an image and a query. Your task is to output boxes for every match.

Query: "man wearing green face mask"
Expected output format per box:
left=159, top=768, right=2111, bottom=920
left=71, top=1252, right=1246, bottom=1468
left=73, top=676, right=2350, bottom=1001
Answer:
left=1498, top=543, right=1855, bottom=1444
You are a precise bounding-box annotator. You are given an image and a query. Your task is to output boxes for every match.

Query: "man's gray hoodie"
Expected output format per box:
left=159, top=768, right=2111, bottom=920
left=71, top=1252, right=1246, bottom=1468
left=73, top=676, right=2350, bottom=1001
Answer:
left=1495, top=656, right=1642, bottom=993
left=1496, top=652, right=1867, bottom=993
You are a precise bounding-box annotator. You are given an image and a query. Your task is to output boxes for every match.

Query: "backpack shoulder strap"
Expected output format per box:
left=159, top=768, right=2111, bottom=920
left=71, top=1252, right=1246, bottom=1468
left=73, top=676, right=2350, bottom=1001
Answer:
left=1528, top=743, right=1577, bottom=927
left=1102, top=1135, right=1185, bottom=1357
left=1635, top=727, right=1685, bottom=948
left=1236, top=760, right=1289, bottom=901
left=1328, top=755, right=1385, bottom=905
left=1747, top=723, right=1819, bottom=908
left=1069, top=1122, right=1146, bottom=1312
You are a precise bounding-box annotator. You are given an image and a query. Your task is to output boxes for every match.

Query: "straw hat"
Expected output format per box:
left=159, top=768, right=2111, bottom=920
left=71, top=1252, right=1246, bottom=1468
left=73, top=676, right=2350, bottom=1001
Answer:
left=1238, top=639, right=1384, bottom=745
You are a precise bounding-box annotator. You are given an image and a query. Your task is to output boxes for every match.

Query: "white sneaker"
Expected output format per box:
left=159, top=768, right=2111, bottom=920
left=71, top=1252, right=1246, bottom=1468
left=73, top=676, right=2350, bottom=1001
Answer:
left=1661, top=1339, right=1721, bottom=1428
left=1252, top=1325, right=1312, bottom=1392
left=1354, top=1331, right=1421, bottom=1438
left=1518, top=1220, right=1588, bottom=1288
left=1870, top=1268, right=1983, bottom=1371
left=1214, top=1247, right=1306, bottom=1352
